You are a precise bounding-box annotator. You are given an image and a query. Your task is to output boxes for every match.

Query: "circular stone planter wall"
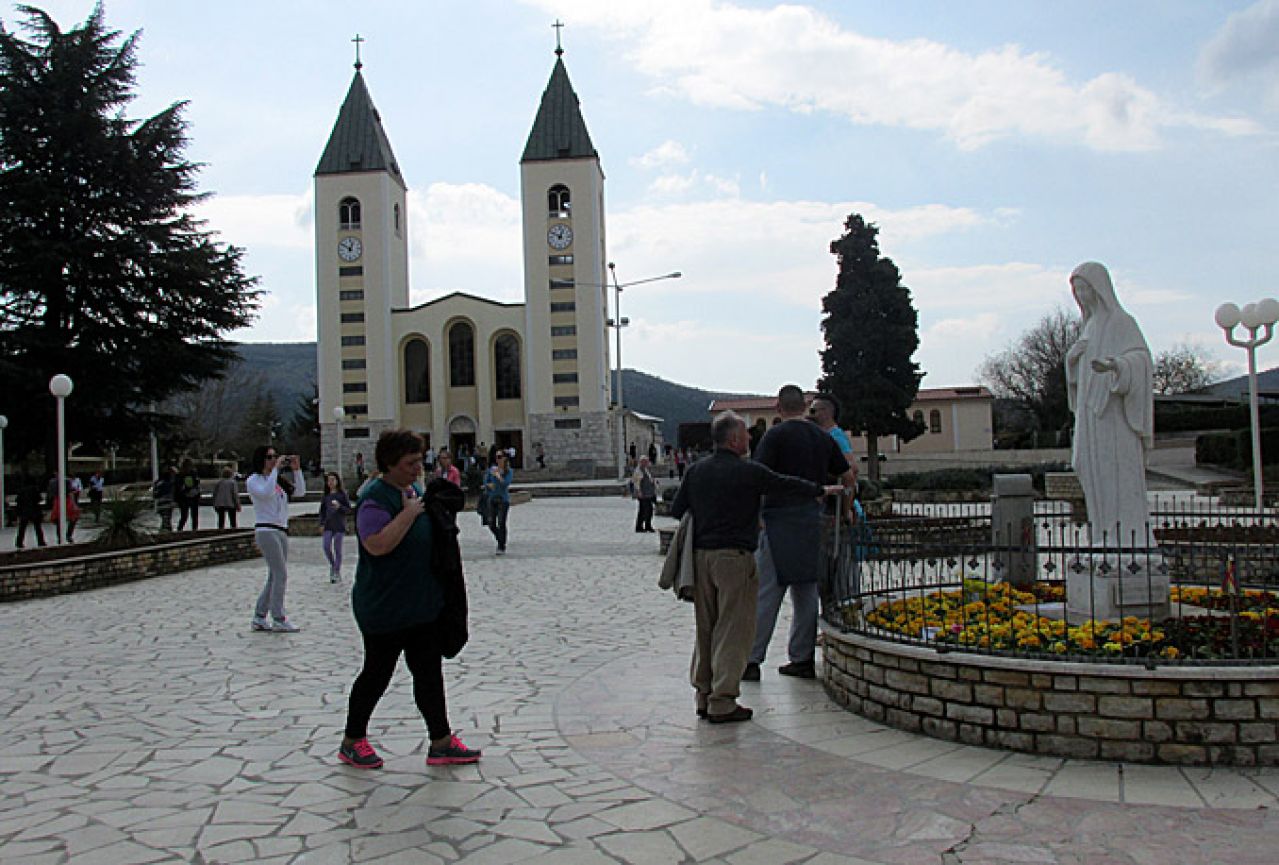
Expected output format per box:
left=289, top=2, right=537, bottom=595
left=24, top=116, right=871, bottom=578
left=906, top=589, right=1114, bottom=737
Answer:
left=821, top=625, right=1279, bottom=765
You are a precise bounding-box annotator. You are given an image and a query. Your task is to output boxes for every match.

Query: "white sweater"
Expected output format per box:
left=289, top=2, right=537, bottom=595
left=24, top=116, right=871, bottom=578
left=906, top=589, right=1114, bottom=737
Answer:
left=246, top=467, right=305, bottom=527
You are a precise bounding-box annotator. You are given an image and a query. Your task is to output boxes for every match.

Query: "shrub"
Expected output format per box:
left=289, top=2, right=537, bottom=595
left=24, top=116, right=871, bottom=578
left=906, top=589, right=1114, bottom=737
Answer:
left=95, top=490, right=154, bottom=549
left=1196, top=427, right=1279, bottom=468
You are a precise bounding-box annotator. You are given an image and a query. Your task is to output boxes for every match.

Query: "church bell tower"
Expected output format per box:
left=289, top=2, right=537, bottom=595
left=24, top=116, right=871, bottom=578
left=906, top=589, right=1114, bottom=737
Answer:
left=520, top=44, right=613, bottom=467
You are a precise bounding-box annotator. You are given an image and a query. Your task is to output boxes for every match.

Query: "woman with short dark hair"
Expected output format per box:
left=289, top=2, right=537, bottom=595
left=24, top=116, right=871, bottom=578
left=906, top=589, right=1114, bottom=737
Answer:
left=247, top=445, right=305, bottom=633
left=339, top=429, right=479, bottom=770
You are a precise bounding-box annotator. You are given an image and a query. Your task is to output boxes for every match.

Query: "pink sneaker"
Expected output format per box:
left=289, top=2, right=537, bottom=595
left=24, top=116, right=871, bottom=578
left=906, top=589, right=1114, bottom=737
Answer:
left=338, top=737, right=383, bottom=769
left=426, top=734, right=481, bottom=766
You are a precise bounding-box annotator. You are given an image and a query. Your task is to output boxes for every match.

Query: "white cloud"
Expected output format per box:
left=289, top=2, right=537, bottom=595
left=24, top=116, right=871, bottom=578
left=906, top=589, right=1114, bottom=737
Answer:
left=648, top=169, right=740, bottom=197
left=195, top=191, right=313, bottom=250
left=631, top=139, right=691, bottom=169
left=1198, top=0, right=1279, bottom=107
left=408, top=182, right=523, bottom=302
left=525, top=0, right=1257, bottom=149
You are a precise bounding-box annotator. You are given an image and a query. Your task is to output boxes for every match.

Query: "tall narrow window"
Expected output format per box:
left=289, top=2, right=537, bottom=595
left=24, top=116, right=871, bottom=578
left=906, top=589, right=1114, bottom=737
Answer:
left=912, top=410, right=924, bottom=426
left=548, top=184, right=571, bottom=217
left=448, top=322, right=475, bottom=387
left=404, top=338, right=430, bottom=403
left=494, top=334, right=521, bottom=400
left=929, top=409, right=942, bottom=434
left=394, top=203, right=401, bottom=234
left=339, top=197, right=361, bottom=230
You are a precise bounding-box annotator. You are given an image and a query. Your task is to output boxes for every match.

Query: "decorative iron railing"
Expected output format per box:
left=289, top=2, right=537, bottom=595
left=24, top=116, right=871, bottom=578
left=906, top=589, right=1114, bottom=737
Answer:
left=820, top=496, right=1279, bottom=665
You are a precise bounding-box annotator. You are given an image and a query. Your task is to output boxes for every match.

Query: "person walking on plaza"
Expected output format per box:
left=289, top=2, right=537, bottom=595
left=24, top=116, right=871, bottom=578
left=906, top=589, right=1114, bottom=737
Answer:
left=319, top=472, right=353, bottom=583
left=248, top=447, right=306, bottom=633
left=483, top=450, right=513, bottom=555
left=88, top=470, right=105, bottom=522
left=338, top=428, right=481, bottom=770
left=436, top=448, right=461, bottom=487
left=14, top=476, right=46, bottom=548
left=633, top=456, right=658, bottom=533
left=744, top=386, right=855, bottom=683
left=669, top=411, right=834, bottom=723
left=153, top=466, right=176, bottom=532
left=354, top=451, right=366, bottom=485
left=175, top=458, right=202, bottom=531
left=50, top=479, right=80, bottom=543
left=212, top=467, right=241, bottom=528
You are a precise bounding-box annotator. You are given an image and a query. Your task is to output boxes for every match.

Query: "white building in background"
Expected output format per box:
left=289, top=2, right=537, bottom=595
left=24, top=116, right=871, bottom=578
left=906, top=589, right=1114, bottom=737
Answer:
left=314, top=45, right=652, bottom=473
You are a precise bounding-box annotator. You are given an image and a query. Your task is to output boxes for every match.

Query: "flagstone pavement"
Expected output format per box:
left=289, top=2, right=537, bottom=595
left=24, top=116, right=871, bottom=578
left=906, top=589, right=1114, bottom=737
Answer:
left=3, top=496, right=1279, bottom=865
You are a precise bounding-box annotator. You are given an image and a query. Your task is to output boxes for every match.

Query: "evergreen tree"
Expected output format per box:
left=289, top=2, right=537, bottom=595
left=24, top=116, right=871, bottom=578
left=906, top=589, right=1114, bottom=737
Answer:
left=0, top=5, right=259, bottom=466
left=233, top=388, right=281, bottom=462
left=818, top=214, right=924, bottom=481
left=286, top=384, right=320, bottom=466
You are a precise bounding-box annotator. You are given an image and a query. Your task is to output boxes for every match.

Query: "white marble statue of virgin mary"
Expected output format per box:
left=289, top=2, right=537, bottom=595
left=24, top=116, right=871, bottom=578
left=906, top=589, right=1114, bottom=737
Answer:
left=1064, top=262, right=1155, bottom=545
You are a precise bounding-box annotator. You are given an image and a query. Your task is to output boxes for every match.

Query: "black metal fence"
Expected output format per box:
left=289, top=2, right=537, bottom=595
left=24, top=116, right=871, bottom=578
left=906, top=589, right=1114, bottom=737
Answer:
left=820, top=496, right=1279, bottom=665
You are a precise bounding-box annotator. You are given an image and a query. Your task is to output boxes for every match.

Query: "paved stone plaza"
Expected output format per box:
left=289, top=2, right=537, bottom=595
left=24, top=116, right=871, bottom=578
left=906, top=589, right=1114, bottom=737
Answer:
left=4, top=496, right=1279, bottom=864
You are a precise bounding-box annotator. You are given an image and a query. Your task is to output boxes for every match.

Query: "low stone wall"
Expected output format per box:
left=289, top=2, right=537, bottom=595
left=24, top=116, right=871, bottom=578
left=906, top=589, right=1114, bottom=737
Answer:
left=1, top=531, right=261, bottom=603
left=822, top=626, right=1279, bottom=765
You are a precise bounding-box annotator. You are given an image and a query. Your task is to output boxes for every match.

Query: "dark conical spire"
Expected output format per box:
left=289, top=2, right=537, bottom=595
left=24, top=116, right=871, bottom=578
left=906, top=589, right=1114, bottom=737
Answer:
left=521, top=56, right=597, bottom=163
left=315, top=69, right=404, bottom=184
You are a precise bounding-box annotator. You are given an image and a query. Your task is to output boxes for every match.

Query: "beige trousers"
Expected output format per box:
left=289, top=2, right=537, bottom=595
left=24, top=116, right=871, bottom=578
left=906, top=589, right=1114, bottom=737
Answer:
left=690, top=548, right=759, bottom=715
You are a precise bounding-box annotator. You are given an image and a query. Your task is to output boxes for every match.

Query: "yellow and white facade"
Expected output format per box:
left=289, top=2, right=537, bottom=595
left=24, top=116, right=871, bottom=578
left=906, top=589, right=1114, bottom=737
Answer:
left=315, top=50, right=619, bottom=472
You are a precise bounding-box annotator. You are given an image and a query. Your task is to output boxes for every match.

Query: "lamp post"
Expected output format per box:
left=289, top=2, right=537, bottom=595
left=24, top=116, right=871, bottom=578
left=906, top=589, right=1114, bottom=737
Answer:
left=1215, top=298, right=1279, bottom=511
left=0, top=414, right=7, bottom=529
left=604, top=264, right=682, bottom=479
left=148, top=402, right=159, bottom=484
left=49, top=374, right=73, bottom=544
left=332, top=406, right=346, bottom=484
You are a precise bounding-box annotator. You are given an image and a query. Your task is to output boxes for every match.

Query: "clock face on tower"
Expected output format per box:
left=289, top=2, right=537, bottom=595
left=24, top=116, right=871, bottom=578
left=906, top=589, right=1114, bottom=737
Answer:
left=337, top=236, right=363, bottom=262
left=547, top=223, right=573, bottom=250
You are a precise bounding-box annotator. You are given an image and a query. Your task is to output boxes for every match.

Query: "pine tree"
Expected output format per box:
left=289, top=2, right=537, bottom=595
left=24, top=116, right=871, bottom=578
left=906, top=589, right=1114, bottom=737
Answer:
left=818, top=214, right=925, bottom=481
left=0, top=5, right=259, bottom=466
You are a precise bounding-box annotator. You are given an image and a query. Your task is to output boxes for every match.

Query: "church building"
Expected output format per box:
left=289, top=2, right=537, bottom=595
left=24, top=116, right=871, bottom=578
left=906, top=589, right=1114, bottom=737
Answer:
left=315, top=44, right=639, bottom=474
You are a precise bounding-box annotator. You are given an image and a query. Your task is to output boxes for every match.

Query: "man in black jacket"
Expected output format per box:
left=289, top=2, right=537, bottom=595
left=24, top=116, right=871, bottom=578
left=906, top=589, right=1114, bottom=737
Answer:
left=670, top=411, right=834, bottom=723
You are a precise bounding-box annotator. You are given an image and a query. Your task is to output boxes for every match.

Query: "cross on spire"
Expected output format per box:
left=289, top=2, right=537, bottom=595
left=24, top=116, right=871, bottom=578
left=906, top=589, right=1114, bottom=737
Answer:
left=352, top=33, right=365, bottom=70
left=552, top=19, right=564, bottom=56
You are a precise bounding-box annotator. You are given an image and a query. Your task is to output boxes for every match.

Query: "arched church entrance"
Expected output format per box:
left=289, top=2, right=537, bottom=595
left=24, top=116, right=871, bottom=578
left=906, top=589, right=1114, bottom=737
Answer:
left=448, top=415, right=477, bottom=460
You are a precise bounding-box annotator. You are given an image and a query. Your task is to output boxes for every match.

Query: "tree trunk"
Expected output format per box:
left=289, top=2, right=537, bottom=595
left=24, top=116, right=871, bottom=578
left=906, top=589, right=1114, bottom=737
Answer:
left=866, top=432, right=881, bottom=483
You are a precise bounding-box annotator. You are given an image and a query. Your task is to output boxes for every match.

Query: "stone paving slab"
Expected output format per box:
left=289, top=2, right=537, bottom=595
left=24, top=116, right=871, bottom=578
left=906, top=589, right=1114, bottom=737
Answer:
left=2, top=497, right=1278, bottom=864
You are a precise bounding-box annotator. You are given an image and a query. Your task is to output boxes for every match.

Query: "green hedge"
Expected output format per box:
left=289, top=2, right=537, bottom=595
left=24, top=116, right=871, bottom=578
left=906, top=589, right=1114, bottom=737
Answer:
left=1195, top=428, right=1279, bottom=469
left=885, top=462, right=1071, bottom=493
left=1156, top=404, right=1279, bottom=434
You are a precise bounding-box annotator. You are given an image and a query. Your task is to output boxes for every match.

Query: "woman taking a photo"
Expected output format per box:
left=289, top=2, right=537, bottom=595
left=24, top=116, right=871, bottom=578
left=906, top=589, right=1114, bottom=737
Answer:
left=339, top=429, right=480, bottom=770
left=248, top=447, right=306, bottom=633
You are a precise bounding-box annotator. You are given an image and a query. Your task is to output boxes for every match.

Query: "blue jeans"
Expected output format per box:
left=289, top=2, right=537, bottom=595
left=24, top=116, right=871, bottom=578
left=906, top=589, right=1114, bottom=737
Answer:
left=750, top=529, right=819, bottom=665
left=487, top=499, right=509, bottom=550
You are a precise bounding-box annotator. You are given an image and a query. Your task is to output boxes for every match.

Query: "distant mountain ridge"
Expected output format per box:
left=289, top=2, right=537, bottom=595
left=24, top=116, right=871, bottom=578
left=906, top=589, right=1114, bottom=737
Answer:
left=231, top=342, right=758, bottom=440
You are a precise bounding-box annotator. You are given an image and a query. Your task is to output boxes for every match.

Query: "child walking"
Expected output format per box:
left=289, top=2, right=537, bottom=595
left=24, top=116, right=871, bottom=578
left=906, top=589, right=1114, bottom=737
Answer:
left=320, top=472, right=353, bottom=583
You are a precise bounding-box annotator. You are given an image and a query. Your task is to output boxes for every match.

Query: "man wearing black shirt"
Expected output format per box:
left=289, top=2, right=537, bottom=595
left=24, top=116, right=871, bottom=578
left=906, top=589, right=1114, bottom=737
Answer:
left=745, top=385, right=854, bottom=681
left=670, top=411, right=834, bottom=723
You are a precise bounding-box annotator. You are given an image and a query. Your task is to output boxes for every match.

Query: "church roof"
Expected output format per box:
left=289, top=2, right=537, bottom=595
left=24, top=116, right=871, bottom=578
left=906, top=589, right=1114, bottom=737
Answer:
left=521, top=56, right=598, bottom=163
left=315, top=70, right=405, bottom=185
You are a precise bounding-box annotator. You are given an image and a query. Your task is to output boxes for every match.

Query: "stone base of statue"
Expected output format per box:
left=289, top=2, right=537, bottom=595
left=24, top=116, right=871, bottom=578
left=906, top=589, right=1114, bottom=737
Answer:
left=1065, top=551, right=1170, bottom=623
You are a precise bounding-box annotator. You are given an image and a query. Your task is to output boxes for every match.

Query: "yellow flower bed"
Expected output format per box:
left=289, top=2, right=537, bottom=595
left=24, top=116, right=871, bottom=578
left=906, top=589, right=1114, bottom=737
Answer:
left=866, top=582, right=1177, bottom=659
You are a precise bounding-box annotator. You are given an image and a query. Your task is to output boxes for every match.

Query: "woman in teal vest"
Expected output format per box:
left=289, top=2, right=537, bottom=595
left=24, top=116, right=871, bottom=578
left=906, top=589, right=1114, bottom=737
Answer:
left=338, top=429, right=481, bottom=770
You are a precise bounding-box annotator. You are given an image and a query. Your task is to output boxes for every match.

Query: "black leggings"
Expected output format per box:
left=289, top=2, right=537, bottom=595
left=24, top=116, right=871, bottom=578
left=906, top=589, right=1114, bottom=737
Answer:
left=344, top=622, right=449, bottom=741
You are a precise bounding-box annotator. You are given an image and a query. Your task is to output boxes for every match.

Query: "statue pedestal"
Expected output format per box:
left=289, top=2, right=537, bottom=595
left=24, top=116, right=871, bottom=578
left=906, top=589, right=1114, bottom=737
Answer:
left=1065, top=553, right=1170, bottom=622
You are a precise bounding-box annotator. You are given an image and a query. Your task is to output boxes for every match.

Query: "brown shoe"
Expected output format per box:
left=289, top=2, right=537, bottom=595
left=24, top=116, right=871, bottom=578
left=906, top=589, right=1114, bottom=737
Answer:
left=707, top=705, right=753, bottom=724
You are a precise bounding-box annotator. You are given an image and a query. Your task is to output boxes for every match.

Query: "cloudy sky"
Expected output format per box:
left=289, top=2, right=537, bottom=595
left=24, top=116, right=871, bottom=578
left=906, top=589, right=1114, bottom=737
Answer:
left=13, top=0, right=1279, bottom=392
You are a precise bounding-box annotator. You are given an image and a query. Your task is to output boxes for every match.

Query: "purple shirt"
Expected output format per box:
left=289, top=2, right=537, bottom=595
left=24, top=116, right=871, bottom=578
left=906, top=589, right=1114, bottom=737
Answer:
left=356, top=481, right=423, bottom=541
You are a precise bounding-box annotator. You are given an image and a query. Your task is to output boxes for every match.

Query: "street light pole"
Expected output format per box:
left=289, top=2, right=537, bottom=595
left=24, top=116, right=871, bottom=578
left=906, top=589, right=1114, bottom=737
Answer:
left=49, top=374, right=74, bottom=544
left=332, top=406, right=345, bottom=485
left=0, top=415, right=7, bottom=529
left=1216, top=298, right=1279, bottom=511
left=604, top=265, right=682, bottom=480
